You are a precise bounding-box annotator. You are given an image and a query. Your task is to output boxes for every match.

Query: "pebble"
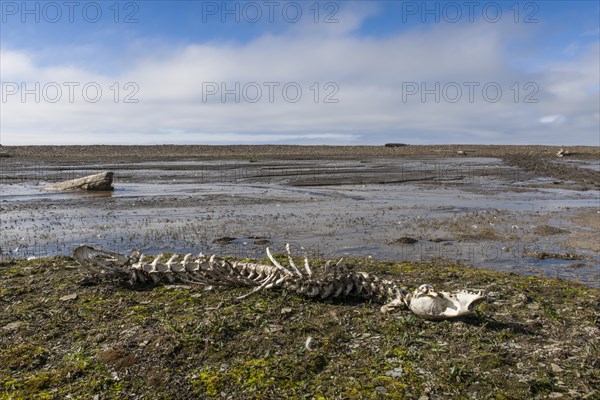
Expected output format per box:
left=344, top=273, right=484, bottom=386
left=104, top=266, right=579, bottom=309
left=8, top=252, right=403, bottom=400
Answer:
left=93, top=334, right=106, bottom=344
left=551, top=363, right=563, bottom=373
left=385, top=367, right=403, bottom=378
left=265, top=324, right=283, bottom=333
left=2, top=321, right=24, bottom=331
left=515, top=293, right=528, bottom=303
left=164, top=285, right=191, bottom=290
left=60, top=293, right=78, bottom=301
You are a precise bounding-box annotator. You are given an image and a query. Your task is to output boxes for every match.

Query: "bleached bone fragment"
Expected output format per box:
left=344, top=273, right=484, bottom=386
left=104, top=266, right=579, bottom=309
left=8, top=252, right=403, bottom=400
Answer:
left=303, top=255, right=313, bottom=277
left=556, top=148, right=570, bottom=157
left=285, top=244, right=303, bottom=277
left=266, top=247, right=292, bottom=275
left=166, top=255, right=178, bottom=272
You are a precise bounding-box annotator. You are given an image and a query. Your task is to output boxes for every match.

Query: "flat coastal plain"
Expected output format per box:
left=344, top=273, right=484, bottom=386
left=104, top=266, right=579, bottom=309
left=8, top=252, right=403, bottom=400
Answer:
left=0, top=145, right=598, bottom=399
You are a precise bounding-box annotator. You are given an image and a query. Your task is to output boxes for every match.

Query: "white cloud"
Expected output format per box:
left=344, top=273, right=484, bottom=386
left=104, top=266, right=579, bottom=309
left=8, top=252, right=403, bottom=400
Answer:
left=0, top=49, right=37, bottom=80
left=539, top=115, right=566, bottom=124
left=1, top=10, right=598, bottom=145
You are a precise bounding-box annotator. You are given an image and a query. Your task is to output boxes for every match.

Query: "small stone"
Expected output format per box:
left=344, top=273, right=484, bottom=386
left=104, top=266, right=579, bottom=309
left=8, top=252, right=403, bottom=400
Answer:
left=551, top=363, right=563, bottom=373
left=375, top=386, right=387, bottom=393
left=280, top=307, right=292, bottom=315
left=60, top=293, right=78, bottom=301
left=391, top=236, right=418, bottom=244
left=93, top=334, right=106, bottom=344
left=516, top=293, right=528, bottom=303
left=385, top=367, right=403, bottom=378
left=2, top=321, right=24, bottom=331
left=219, top=363, right=230, bottom=372
left=164, top=285, right=191, bottom=290
left=548, top=392, right=563, bottom=398
left=265, top=324, right=283, bottom=333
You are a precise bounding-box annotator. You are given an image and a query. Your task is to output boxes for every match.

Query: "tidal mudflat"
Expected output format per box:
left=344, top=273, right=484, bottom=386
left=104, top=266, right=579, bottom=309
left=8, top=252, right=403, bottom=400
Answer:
left=1, top=145, right=599, bottom=399
left=1, top=149, right=598, bottom=287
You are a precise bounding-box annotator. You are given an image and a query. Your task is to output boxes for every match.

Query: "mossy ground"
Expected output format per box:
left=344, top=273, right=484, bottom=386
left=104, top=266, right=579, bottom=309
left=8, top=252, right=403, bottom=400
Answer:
left=1, top=256, right=598, bottom=399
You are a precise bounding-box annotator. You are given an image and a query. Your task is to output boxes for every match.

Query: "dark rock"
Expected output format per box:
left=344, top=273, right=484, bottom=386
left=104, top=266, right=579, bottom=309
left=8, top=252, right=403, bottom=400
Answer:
left=212, top=237, right=237, bottom=245
left=391, top=236, right=418, bottom=244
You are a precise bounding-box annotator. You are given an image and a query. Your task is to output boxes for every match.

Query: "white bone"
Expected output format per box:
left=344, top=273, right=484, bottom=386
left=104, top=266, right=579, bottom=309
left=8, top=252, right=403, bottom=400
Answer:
left=166, top=255, right=178, bottom=271
left=303, top=255, right=313, bottom=277
left=149, top=254, right=163, bottom=273
left=285, top=244, right=303, bottom=277
left=266, top=247, right=292, bottom=275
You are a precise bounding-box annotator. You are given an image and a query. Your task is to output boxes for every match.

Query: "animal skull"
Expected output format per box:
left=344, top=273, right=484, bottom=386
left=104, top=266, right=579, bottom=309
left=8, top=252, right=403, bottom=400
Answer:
left=407, top=284, right=486, bottom=320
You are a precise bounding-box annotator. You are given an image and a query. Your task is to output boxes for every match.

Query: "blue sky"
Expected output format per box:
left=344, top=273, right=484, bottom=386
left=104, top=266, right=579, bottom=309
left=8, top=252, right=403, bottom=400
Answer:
left=1, top=1, right=598, bottom=145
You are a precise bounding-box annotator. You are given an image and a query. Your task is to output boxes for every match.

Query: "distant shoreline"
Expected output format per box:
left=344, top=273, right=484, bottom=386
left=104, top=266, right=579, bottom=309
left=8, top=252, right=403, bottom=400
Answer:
left=1, top=144, right=597, bottom=163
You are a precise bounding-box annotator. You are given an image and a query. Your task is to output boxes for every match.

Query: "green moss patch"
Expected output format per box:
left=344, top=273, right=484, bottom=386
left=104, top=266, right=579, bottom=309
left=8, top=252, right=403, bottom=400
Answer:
left=1, top=256, right=598, bottom=399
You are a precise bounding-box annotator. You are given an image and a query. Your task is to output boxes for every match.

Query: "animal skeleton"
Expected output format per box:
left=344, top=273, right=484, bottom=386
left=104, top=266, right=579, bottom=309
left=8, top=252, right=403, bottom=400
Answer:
left=73, top=244, right=485, bottom=320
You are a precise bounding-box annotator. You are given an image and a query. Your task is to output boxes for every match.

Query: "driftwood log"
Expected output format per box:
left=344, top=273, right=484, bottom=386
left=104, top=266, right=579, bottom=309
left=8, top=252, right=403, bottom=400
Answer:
left=44, top=172, right=114, bottom=191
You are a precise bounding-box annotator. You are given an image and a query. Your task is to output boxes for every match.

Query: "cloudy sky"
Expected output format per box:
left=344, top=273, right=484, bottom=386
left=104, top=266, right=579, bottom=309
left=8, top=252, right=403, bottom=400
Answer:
left=1, top=1, right=598, bottom=145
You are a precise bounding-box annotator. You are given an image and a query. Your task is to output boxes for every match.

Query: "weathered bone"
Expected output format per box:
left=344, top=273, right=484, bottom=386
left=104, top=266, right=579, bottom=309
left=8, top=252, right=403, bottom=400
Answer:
left=73, top=245, right=485, bottom=320
left=406, top=284, right=485, bottom=320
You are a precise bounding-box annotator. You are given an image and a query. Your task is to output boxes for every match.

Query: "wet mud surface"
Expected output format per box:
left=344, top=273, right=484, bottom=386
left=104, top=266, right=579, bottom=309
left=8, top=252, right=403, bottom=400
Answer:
left=1, top=145, right=598, bottom=288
